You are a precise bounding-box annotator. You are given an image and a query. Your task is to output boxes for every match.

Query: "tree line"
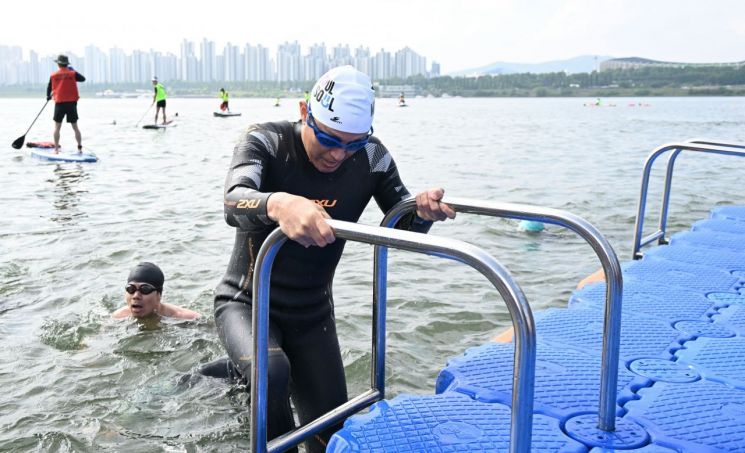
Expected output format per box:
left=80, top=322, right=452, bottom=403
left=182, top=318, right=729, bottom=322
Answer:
left=399, top=64, right=745, bottom=97
left=3, top=64, right=745, bottom=97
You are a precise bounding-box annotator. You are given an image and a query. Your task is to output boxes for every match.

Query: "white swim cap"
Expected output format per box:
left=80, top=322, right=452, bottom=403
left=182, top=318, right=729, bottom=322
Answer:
left=309, top=65, right=375, bottom=134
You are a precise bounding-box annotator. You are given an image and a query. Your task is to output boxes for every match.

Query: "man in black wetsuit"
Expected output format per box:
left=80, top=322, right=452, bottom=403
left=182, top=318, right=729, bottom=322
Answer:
left=213, top=65, right=455, bottom=452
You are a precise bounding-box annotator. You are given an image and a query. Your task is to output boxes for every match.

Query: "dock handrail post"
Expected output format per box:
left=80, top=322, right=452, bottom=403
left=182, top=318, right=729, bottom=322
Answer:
left=657, top=148, right=681, bottom=243
left=381, top=197, right=623, bottom=432
left=250, top=219, right=536, bottom=453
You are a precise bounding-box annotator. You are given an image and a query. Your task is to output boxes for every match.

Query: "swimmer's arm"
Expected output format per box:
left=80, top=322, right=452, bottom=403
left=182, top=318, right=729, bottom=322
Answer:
left=223, top=130, right=276, bottom=231
left=111, top=306, right=131, bottom=318
left=159, top=303, right=201, bottom=320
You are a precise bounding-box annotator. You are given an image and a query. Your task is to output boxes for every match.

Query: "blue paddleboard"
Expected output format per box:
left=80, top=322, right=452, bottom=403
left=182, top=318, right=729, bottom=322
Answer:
left=29, top=147, right=98, bottom=163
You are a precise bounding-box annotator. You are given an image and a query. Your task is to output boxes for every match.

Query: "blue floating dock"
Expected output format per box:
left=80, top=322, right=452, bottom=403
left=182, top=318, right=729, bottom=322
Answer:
left=710, top=205, right=745, bottom=222
left=325, top=393, right=588, bottom=453
left=435, top=341, right=643, bottom=419
left=328, top=206, right=745, bottom=452
left=691, top=218, right=745, bottom=235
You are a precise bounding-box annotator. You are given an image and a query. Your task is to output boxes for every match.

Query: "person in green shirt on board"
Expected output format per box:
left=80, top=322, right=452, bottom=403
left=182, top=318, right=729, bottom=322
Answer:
left=152, top=77, right=168, bottom=124
left=219, top=88, right=230, bottom=112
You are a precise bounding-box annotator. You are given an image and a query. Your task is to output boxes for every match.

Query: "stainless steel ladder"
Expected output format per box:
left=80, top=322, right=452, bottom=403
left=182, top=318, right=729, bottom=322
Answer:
left=631, top=139, right=745, bottom=259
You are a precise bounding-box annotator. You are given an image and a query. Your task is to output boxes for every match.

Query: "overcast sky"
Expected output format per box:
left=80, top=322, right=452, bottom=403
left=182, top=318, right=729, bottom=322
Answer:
left=2, top=0, right=743, bottom=73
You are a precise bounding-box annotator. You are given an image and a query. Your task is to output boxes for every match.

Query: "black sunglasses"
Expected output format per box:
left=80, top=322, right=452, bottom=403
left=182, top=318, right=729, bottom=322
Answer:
left=125, top=283, right=159, bottom=295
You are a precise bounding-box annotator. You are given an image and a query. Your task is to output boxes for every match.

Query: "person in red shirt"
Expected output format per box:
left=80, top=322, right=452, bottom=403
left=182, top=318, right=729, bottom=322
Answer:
left=46, top=54, right=86, bottom=153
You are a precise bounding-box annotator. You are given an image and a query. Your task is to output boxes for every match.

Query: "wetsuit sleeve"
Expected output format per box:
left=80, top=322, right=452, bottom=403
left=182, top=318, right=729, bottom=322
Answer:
left=46, top=78, right=52, bottom=99
left=75, top=72, right=85, bottom=82
left=223, top=127, right=277, bottom=231
left=370, top=143, right=433, bottom=234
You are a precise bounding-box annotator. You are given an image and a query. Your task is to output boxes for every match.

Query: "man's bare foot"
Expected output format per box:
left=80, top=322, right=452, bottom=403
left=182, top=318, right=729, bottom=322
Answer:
left=77, top=145, right=83, bottom=154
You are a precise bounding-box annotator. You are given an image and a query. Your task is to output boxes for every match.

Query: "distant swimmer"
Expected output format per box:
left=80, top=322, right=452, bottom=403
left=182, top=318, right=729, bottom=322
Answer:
left=47, top=54, right=86, bottom=154
left=399, top=91, right=406, bottom=106
left=112, top=262, right=200, bottom=320
left=219, top=88, right=230, bottom=112
left=151, top=77, right=168, bottom=125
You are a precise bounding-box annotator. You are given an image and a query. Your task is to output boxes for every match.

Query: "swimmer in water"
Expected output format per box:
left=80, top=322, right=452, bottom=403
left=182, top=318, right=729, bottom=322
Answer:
left=112, top=262, right=200, bottom=320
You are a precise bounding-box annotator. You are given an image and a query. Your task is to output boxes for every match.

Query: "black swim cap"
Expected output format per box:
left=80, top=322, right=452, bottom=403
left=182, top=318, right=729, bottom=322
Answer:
left=127, top=262, right=164, bottom=292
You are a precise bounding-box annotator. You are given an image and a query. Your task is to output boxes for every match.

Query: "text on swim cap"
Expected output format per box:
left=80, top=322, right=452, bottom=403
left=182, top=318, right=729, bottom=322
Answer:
left=313, top=80, right=335, bottom=112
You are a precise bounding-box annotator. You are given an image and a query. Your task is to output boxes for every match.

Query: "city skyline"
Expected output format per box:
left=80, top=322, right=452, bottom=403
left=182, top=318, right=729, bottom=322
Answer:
left=1, top=0, right=744, bottom=74
left=0, top=40, right=437, bottom=86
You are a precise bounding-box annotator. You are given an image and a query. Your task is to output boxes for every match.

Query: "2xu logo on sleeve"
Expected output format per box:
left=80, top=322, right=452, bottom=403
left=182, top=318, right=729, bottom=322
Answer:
left=237, top=199, right=337, bottom=209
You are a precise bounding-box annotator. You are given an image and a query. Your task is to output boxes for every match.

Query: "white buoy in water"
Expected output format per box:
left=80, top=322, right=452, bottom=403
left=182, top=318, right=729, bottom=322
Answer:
left=518, top=220, right=545, bottom=232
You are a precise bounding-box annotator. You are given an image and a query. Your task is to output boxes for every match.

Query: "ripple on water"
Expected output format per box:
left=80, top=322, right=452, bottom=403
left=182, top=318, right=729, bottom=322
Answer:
left=0, top=262, right=27, bottom=303
left=39, top=313, right=102, bottom=351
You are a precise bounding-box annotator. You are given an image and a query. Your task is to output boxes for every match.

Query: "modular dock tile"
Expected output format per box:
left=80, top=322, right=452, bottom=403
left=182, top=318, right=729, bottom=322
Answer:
left=643, top=243, right=745, bottom=273
left=670, top=230, right=745, bottom=254
left=326, top=393, right=588, bottom=453
left=435, top=341, right=644, bottom=419
left=532, top=308, right=682, bottom=360
left=710, top=205, right=745, bottom=222
left=675, top=337, right=745, bottom=390
left=623, top=256, right=740, bottom=294
left=707, top=292, right=745, bottom=306
left=623, top=379, right=745, bottom=453
left=692, top=218, right=745, bottom=234
left=569, top=280, right=719, bottom=323
left=712, top=302, right=745, bottom=333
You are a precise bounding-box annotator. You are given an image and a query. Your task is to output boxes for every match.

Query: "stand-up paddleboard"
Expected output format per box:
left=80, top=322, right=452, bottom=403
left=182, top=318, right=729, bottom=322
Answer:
left=26, top=143, right=98, bottom=163
left=213, top=111, right=242, bottom=117
left=143, top=121, right=176, bottom=129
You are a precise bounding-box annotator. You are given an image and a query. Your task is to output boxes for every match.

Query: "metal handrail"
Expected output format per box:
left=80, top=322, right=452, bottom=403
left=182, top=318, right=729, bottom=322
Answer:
left=250, top=219, right=536, bottom=453
left=631, top=141, right=745, bottom=259
left=380, top=197, right=622, bottom=432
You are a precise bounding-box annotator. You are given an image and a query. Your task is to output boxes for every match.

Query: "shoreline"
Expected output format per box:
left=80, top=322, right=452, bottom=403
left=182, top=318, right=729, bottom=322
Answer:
left=2, top=89, right=744, bottom=99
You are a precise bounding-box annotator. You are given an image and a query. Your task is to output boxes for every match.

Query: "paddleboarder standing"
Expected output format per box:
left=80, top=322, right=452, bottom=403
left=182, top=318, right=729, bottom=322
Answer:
left=219, top=88, right=230, bottom=112
left=46, top=54, right=85, bottom=154
left=152, top=77, right=168, bottom=125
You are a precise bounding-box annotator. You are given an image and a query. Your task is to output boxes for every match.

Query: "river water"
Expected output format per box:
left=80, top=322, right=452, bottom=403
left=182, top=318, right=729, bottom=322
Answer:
left=1, top=96, right=744, bottom=451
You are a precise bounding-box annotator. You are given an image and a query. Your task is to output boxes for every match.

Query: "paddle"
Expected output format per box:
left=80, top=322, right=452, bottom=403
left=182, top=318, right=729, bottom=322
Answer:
left=12, top=99, right=49, bottom=149
left=135, top=103, right=154, bottom=127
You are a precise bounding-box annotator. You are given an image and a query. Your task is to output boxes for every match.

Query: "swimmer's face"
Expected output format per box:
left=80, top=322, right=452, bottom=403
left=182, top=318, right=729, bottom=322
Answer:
left=125, top=281, right=162, bottom=318
left=299, top=101, right=368, bottom=173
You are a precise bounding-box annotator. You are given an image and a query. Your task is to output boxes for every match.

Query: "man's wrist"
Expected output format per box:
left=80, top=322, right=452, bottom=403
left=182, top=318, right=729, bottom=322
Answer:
left=412, top=211, right=433, bottom=225
left=266, top=192, right=285, bottom=221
